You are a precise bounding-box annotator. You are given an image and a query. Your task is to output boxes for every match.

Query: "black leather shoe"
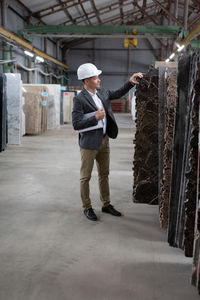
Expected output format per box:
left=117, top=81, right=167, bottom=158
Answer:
left=102, top=204, right=122, bottom=216
left=84, top=208, right=98, bottom=221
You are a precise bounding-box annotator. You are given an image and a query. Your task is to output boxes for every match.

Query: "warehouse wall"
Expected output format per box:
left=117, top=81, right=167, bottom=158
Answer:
left=67, top=38, right=160, bottom=90
left=0, top=0, right=62, bottom=83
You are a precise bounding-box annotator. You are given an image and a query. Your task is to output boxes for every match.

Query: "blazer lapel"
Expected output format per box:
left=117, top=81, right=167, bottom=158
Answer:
left=82, top=88, right=98, bottom=110
left=96, top=91, right=107, bottom=112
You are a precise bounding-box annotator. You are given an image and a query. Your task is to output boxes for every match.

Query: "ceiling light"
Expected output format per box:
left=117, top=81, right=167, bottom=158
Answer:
left=24, top=50, right=34, bottom=57
left=36, top=56, right=44, bottom=63
left=177, top=44, right=185, bottom=52
left=165, top=58, right=170, bottom=62
left=169, top=53, right=175, bottom=60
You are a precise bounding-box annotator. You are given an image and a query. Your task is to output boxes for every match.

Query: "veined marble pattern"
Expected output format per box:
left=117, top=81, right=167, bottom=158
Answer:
left=5, top=73, right=22, bottom=145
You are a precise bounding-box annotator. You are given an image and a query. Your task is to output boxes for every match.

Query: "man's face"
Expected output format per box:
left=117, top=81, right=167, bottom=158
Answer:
left=85, top=76, right=101, bottom=89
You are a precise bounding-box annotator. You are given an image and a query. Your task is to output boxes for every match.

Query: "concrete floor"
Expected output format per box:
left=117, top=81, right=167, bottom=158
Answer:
left=0, top=113, right=199, bottom=300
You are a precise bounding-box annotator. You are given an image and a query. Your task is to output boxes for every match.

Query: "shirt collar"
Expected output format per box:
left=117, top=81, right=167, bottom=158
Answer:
left=86, top=89, right=97, bottom=97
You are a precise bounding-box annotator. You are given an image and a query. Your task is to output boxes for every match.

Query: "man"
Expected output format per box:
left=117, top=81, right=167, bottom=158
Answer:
left=72, top=63, right=143, bottom=221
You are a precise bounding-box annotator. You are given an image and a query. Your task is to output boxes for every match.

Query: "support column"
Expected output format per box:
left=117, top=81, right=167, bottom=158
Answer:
left=27, top=58, right=31, bottom=83
left=184, top=0, right=189, bottom=29
left=2, top=41, right=9, bottom=73
left=44, top=64, right=48, bottom=84
left=34, top=64, right=38, bottom=83
left=44, top=37, right=47, bottom=54
left=1, top=0, right=7, bottom=27
left=56, top=40, right=59, bottom=60
left=174, top=0, right=178, bottom=20
left=10, top=46, right=14, bottom=73
left=92, top=40, right=95, bottom=63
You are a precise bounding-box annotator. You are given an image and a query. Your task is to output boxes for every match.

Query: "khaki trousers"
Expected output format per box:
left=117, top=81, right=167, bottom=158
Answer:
left=80, top=135, right=110, bottom=210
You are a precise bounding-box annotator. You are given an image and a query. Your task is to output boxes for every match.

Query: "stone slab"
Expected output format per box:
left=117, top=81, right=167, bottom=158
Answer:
left=5, top=73, right=22, bottom=144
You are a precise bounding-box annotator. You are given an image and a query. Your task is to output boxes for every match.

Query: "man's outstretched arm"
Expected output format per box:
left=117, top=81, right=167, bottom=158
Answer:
left=108, top=72, right=143, bottom=100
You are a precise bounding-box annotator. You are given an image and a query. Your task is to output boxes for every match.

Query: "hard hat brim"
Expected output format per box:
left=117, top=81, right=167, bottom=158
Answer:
left=78, top=69, right=102, bottom=80
left=96, top=70, right=102, bottom=76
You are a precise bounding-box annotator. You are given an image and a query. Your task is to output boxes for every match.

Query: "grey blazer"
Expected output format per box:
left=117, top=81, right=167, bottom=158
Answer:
left=72, top=81, right=134, bottom=150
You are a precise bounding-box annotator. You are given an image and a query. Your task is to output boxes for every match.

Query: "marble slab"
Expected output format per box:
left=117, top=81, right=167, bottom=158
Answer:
left=63, top=92, right=74, bottom=123
left=23, top=84, right=61, bottom=132
left=0, top=74, right=7, bottom=151
left=5, top=73, right=22, bottom=144
left=22, top=85, right=48, bottom=134
left=45, top=85, right=61, bottom=128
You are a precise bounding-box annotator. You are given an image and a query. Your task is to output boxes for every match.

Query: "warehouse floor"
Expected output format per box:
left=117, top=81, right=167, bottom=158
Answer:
left=0, top=113, right=199, bottom=300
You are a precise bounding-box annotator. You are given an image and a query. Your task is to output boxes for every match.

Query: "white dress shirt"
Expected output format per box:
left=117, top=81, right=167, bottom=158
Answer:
left=87, top=89, right=107, bottom=135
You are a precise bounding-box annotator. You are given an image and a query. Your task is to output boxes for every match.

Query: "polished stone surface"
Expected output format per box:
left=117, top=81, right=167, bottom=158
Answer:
left=22, top=85, right=48, bottom=135
left=0, top=74, right=7, bottom=151
left=45, top=85, right=61, bottom=128
left=63, top=91, right=74, bottom=123
left=5, top=73, right=22, bottom=144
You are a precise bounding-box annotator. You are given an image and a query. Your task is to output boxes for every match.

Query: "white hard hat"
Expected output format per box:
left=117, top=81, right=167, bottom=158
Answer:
left=77, top=63, right=102, bottom=80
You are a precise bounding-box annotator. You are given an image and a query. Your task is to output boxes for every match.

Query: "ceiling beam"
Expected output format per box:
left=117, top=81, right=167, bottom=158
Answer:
left=7, top=4, right=26, bottom=22
left=23, top=25, right=182, bottom=36
left=62, top=0, right=166, bottom=25
left=189, top=14, right=200, bottom=29
left=184, top=0, right=190, bottom=29
left=143, top=0, right=147, bottom=19
left=8, top=1, right=58, bottom=45
left=14, top=0, right=32, bottom=14
left=62, top=37, right=94, bottom=50
left=63, top=0, right=133, bottom=25
left=152, top=0, right=183, bottom=26
left=32, top=0, right=89, bottom=19
left=56, top=0, right=76, bottom=24
left=61, top=11, right=166, bottom=49
left=78, top=0, right=92, bottom=25
left=133, top=3, right=166, bottom=48
left=119, top=0, right=124, bottom=24
left=89, top=0, right=102, bottom=24
left=134, top=2, right=159, bottom=25
left=191, top=0, right=200, bottom=9
left=0, top=25, right=68, bottom=68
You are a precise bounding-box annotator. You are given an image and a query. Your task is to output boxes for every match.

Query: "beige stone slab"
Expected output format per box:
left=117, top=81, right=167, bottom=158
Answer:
left=22, top=85, right=48, bottom=135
